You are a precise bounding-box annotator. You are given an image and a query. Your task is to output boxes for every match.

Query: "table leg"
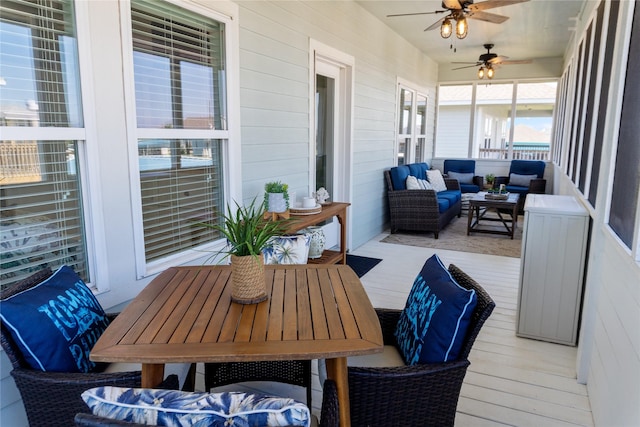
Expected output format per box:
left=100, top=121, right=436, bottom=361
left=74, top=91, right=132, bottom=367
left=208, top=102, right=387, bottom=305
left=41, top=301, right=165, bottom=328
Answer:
left=467, top=205, right=474, bottom=235
left=141, top=363, right=165, bottom=388
left=325, top=357, right=350, bottom=427
left=511, top=203, right=518, bottom=239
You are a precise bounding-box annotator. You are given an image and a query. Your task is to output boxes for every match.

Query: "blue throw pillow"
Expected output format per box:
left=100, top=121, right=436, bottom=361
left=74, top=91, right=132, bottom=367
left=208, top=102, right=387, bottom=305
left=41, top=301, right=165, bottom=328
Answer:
left=0, top=265, right=109, bottom=372
left=82, top=386, right=311, bottom=427
left=394, top=254, right=477, bottom=364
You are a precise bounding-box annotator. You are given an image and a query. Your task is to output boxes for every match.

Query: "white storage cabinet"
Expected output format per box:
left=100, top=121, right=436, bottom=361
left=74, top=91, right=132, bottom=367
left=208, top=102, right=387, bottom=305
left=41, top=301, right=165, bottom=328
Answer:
left=516, top=194, right=589, bottom=345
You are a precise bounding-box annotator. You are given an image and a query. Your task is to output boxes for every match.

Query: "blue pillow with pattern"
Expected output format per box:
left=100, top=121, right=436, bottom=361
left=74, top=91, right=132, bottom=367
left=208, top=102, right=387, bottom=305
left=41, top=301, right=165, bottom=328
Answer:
left=82, top=386, right=311, bottom=427
left=0, top=265, right=109, bottom=372
left=394, top=254, right=477, bottom=364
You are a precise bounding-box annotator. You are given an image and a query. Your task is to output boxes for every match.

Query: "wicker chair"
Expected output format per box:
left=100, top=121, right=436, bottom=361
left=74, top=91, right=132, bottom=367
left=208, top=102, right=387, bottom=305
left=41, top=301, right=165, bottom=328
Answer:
left=384, top=169, right=462, bottom=238
left=494, top=160, right=547, bottom=213
left=346, top=264, right=496, bottom=427
left=0, top=268, right=145, bottom=427
left=204, top=360, right=312, bottom=407
left=73, top=379, right=340, bottom=427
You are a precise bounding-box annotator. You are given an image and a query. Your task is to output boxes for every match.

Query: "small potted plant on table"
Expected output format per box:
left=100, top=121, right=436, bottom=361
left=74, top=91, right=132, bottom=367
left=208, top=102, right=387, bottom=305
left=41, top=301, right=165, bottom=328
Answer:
left=201, top=198, right=289, bottom=304
left=264, top=181, right=289, bottom=213
left=485, top=173, right=495, bottom=189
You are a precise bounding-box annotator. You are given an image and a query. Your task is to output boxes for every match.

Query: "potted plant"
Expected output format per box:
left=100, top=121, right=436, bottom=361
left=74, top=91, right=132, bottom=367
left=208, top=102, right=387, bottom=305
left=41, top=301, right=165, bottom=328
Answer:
left=264, top=181, right=289, bottom=213
left=200, top=197, right=289, bottom=304
left=485, top=173, right=495, bottom=189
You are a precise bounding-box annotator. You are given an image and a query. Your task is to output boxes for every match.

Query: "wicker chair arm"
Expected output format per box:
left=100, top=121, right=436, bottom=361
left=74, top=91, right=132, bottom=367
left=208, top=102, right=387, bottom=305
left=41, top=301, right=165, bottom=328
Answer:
left=388, top=188, right=438, bottom=204
left=472, top=175, right=484, bottom=188
left=75, top=413, right=147, bottom=427
left=444, top=178, right=461, bottom=191
left=528, top=178, right=547, bottom=194
left=494, top=176, right=509, bottom=186
left=374, top=308, right=402, bottom=345
left=11, top=367, right=142, bottom=386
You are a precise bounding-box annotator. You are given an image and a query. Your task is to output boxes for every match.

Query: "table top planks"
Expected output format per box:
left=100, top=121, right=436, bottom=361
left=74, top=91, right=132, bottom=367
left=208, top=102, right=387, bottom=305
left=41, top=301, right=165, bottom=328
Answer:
left=91, top=264, right=383, bottom=364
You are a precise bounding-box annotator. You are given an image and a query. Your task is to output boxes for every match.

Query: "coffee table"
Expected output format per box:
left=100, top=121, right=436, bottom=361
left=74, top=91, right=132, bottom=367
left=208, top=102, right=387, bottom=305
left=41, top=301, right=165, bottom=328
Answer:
left=91, top=264, right=383, bottom=427
left=467, top=192, right=520, bottom=239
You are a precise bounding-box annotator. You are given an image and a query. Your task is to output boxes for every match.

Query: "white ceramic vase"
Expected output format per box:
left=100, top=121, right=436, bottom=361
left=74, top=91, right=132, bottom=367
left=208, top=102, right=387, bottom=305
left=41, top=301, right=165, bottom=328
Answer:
left=305, top=226, right=326, bottom=259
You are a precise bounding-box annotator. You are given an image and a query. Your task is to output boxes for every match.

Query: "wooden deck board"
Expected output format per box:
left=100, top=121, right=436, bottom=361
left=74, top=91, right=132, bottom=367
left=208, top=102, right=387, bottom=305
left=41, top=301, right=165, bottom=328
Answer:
left=193, top=232, right=594, bottom=426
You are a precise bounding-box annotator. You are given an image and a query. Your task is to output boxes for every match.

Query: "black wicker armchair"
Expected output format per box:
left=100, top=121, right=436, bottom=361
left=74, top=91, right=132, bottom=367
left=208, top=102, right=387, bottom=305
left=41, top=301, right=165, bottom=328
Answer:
left=204, top=359, right=312, bottom=407
left=346, top=264, right=495, bottom=427
left=0, top=268, right=143, bottom=427
left=73, top=379, right=340, bottom=427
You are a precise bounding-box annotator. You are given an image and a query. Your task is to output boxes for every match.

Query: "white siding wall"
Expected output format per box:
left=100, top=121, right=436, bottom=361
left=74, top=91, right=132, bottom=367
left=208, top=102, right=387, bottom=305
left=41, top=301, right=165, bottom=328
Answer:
left=556, top=1, right=640, bottom=425
left=236, top=1, right=438, bottom=248
left=0, top=2, right=437, bottom=424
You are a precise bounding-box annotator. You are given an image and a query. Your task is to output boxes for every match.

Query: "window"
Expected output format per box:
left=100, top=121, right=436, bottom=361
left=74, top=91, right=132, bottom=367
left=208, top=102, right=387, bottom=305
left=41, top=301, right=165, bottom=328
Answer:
left=609, top=2, right=640, bottom=252
left=0, top=0, right=89, bottom=289
left=436, top=81, right=557, bottom=160
left=396, top=82, right=428, bottom=165
left=129, top=0, right=229, bottom=273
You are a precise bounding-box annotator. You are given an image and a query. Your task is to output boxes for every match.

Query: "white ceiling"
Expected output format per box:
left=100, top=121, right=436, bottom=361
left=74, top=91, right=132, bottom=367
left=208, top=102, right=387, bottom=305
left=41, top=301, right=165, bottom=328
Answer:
left=356, top=0, right=589, bottom=73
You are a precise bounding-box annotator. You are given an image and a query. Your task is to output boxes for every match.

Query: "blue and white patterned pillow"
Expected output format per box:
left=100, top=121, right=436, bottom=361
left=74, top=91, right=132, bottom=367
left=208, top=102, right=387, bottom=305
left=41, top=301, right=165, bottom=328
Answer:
left=82, top=386, right=311, bottom=427
left=263, top=234, right=310, bottom=265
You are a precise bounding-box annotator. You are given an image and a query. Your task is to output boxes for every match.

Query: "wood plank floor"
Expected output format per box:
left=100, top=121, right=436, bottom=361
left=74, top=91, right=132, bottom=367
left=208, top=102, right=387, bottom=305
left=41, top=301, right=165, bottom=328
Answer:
left=194, top=231, right=594, bottom=426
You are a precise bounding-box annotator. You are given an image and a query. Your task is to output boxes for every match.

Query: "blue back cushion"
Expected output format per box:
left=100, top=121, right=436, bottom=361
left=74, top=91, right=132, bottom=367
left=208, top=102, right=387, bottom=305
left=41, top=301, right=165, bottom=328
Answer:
left=444, top=159, right=476, bottom=174
left=389, top=163, right=429, bottom=190
left=395, top=255, right=477, bottom=364
left=0, top=265, right=109, bottom=372
left=509, top=160, right=545, bottom=178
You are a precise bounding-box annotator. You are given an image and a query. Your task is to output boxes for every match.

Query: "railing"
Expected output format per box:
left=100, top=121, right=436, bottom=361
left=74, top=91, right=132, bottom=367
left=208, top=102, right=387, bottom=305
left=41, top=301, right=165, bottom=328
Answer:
left=479, top=143, right=550, bottom=161
left=0, top=141, right=42, bottom=184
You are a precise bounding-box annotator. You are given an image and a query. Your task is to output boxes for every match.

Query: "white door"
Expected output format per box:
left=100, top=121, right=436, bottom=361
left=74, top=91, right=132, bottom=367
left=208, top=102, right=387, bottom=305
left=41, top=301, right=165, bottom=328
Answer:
left=313, top=53, right=352, bottom=251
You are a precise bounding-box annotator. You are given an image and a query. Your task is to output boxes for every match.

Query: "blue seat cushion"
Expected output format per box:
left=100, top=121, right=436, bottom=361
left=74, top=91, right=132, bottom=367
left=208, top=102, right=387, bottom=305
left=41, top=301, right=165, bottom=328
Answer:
left=394, top=254, right=477, bottom=364
left=436, top=198, right=450, bottom=213
left=505, top=185, right=529, bottom=195
left=460, top=183, right=480, bottom=193
left=438, top=190, right=461, bottom=205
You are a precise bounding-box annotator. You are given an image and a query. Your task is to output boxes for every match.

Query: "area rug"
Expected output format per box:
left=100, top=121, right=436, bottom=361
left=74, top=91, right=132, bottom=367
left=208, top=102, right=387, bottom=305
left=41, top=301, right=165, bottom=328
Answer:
left=346, top=254, right=383, bottom=278
left=381, top=215, right=523, bottom=258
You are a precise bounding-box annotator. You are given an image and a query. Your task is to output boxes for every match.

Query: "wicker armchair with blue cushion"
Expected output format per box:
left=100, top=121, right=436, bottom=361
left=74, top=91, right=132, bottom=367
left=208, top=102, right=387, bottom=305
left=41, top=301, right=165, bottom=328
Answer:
left=0, top=267, right=184, bottom=427
left=443, top=159, right=483, bottom=193
left=345, top=257, right=495, bottom=427
left=495, top=160, right=547, bottom=212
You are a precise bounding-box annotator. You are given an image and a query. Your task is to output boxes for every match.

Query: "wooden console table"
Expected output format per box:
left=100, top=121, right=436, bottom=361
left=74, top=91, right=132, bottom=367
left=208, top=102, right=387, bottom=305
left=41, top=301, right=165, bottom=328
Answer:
left=285, top=202, right=350, bottom=265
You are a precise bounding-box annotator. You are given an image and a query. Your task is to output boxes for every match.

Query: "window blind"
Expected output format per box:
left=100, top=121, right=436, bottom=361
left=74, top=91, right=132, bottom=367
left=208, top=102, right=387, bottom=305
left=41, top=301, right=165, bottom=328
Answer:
left=131, top=0, right=227, bottom=263
left=1, top=0, right=88, bottom=289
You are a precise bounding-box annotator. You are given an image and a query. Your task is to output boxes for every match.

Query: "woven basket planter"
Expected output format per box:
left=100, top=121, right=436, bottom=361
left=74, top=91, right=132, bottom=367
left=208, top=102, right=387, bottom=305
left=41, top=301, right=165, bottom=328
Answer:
left=230, top=254, right=267, bottom=304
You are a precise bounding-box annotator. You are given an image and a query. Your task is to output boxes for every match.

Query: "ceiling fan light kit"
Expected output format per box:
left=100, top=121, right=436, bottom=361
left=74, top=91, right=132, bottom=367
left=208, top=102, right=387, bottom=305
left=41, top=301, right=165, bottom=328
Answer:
left=440, top=17, right=453, bottom=38
left=455, top=16, right=468, bottom=39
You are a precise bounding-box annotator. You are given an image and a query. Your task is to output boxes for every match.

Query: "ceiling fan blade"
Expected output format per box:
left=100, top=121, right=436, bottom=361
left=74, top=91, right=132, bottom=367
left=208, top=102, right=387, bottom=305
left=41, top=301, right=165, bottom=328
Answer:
left=442, top=0, right=464, bottom=10
left=452, top=64, right=481, bottom=71
left=468, top=0, right=530, bottom=12
left=451, top=61, right=482, bottom=65
left=488, top=55, right=509, bottom=64
left=468, top=10, right=509, bottom=24
left=499, top=59, right=533, bottom=65
left=425, top=16, right=446, bottom=31
left=387, top=11, right=442, bottom=17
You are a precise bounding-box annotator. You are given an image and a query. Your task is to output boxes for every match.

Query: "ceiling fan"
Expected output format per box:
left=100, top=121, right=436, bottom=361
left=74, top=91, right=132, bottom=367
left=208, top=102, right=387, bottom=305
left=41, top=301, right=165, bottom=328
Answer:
left=387, top=0, right=530, bottom=39
left=451, top=43, right=532, bottom=78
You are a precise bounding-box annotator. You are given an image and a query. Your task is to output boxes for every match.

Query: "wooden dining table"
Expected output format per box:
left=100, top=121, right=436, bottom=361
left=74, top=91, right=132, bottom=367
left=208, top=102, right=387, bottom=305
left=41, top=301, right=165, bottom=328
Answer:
left=91, top=264, right=383, bottom=427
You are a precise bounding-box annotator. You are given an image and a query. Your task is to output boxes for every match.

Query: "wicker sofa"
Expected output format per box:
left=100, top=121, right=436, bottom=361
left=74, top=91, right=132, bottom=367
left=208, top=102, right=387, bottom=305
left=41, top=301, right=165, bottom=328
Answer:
left=385, top=163, right=462, bottom=238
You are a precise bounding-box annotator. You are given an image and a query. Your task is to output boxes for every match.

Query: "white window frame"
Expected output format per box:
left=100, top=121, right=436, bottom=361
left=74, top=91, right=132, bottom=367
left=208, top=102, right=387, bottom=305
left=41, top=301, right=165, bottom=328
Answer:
left=395, top=77, right=429, bottom=165
left=119, top=0, right=241, bottom=278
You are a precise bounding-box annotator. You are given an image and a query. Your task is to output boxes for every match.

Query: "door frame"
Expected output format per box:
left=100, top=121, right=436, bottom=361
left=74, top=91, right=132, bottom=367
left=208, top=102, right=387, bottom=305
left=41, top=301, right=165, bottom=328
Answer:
left=309, top=39, right=354, bottom=251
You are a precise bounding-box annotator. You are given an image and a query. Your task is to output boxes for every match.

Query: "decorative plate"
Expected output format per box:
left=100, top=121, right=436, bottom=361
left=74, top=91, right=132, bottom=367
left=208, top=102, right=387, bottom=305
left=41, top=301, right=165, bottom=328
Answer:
left=290, top=204, right=322, bottom=215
